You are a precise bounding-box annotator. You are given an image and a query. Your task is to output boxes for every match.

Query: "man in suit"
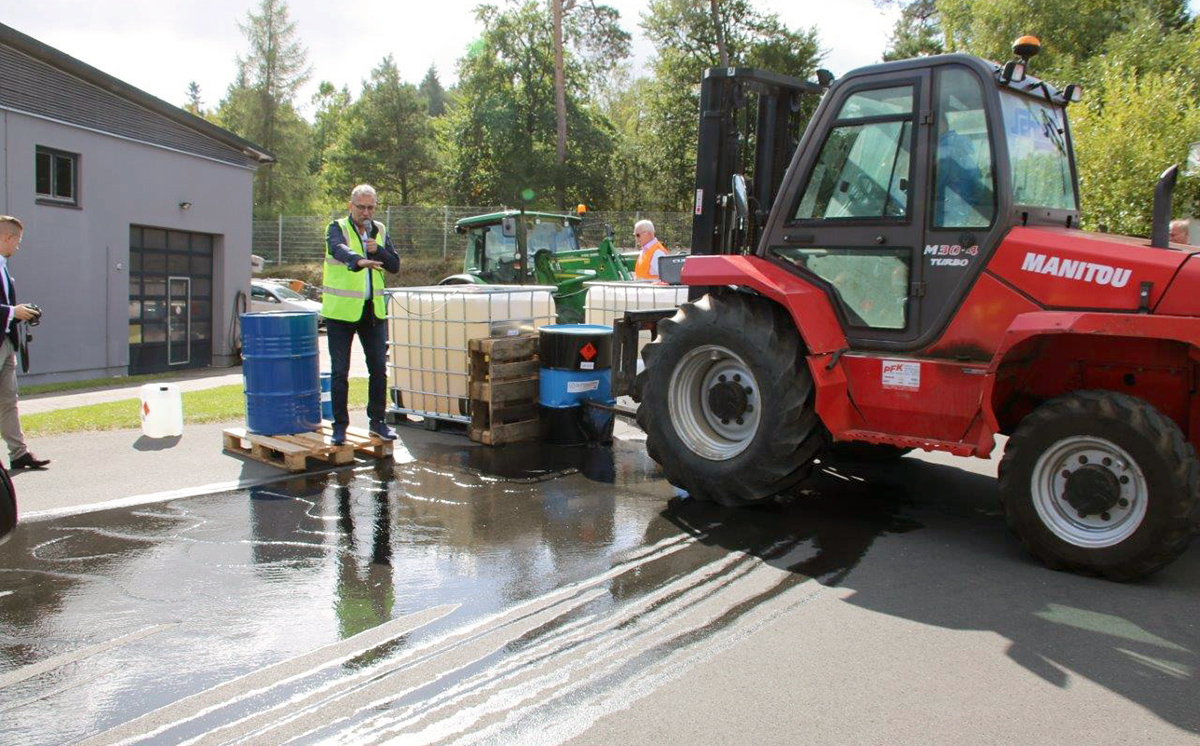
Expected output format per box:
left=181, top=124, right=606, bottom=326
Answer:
left=0, top=217, right=48, bottom=470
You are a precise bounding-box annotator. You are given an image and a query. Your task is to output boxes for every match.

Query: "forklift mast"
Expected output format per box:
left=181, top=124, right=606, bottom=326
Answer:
left=690, top=68, right=824, bottom=258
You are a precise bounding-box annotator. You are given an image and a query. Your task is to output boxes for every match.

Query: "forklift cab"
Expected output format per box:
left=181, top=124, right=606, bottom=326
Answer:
left=759, top=50, right=1081, bottom=354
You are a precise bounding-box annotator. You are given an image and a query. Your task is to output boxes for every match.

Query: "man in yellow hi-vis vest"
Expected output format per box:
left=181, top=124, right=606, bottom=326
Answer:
left=322, top=184, right=400, bottom=445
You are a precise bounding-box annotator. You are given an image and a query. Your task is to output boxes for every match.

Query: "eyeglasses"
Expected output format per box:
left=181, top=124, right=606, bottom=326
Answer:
left=351, top=203, right=376, bottom=211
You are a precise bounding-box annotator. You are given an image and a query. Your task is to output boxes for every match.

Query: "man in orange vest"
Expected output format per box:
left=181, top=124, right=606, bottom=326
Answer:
left=633, top=220, right=668, bottom=281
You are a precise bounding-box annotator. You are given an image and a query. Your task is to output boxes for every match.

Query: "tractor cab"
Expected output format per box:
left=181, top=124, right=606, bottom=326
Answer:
left=446, top=208, right=636, bottom=322
left=455, top=210, right=583, bottom=285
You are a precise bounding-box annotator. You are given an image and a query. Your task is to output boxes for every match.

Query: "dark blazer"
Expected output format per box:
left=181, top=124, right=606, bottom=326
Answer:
left=0, top=268, right=18, bottom=349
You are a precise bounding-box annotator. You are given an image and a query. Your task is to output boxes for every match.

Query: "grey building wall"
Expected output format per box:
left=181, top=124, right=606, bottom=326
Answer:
left=0, top=109, right=254, bottom=383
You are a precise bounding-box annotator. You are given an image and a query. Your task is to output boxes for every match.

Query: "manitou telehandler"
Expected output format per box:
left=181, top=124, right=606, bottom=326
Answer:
left=628, top=38, right=1199, bottom=580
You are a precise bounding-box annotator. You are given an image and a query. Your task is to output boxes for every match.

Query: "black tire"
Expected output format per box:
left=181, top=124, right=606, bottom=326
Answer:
left=634, top=292, right=826, bottom=506
left=998, top=390, right=1197, bottom=581
left=826, top=442, right=912, bottom=463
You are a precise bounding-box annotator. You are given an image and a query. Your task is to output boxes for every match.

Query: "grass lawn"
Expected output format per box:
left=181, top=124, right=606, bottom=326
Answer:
left=22, top=378, right=368, bottom=437
left=22, top=370, right=197, bottom=397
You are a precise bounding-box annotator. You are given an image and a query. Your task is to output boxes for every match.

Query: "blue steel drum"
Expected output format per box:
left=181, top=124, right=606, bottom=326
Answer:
left=538, top=324, right=615, bottom=445
left=320, top=372, right=333, bottom=421
left=241, top=312, right=321, bottom=435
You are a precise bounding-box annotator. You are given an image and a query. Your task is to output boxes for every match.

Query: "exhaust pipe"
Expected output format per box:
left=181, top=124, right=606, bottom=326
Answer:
left=1150, top=164, right=1179, bottom=248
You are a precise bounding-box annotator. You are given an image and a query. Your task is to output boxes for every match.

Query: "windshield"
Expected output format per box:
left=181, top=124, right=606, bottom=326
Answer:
left=268, top=284, right=305, bottom=301
left=1000, top=91, right=1077, bottom=211
left=526, top=219, right=580, bottom=253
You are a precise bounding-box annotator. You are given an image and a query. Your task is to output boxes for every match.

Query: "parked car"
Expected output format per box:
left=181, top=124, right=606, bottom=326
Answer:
left=250, top=280, right=323, bottom=323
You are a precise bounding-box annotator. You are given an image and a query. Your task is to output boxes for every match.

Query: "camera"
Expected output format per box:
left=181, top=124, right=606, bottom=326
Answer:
left=26, top=304, right=41, bottom=327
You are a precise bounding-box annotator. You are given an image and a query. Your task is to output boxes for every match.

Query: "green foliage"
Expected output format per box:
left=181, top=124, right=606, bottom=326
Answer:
left=884, top=0, right=944, bottom=61
left=213, top=0, right=316, bottom=217
left=1071, top=64, right=1200, bottom=235
left=640, top=0, right=823, bottom=210
left=439, top=1, right=620, bottom=208
left=310, top=81, right=350, bottom=177
left=926, top=0, right=1200, bottom=234
left=419, top=66, right=447, bottom=117
left=324, top=56, right=437, bottom=206
left=935, top=0, right=1190, bottom=80
left=598, top=71, right=656, bottom=210
left=184, top=81, right=204, bottom=115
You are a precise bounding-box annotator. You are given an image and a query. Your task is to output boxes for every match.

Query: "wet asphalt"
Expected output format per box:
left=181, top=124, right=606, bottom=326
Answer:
left=1, top=432, right=1197, bottom=745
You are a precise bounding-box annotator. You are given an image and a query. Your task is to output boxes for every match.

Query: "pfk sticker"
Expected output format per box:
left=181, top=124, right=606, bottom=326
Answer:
left=881, top=360, right=920, bottom=390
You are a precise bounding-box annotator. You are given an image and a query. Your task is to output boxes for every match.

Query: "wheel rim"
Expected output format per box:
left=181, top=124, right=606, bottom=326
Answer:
left=1030, top=435, right=1149, bottom=548
left=668, top=344, right=761, bottom=460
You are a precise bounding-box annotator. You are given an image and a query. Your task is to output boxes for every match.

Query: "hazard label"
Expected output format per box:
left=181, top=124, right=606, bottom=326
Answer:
left=580, top=342, right=597, bottom=361
left=881, top=360, right=920, bottom=390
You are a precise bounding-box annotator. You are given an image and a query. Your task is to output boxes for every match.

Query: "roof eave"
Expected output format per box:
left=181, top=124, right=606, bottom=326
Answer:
left=0, top=22, right=275, bottom=163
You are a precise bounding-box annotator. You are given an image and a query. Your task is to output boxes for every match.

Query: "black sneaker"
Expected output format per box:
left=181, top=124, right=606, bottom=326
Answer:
left=369, top=421, right=397, bottom=441
left=11, top=453, right=49, bottom=470
left=330, top=424, right=347, bottom=446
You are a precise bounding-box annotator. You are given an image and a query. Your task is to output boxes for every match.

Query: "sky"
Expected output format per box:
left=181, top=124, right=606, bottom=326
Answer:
left=0, top=0, right=900, bottom=117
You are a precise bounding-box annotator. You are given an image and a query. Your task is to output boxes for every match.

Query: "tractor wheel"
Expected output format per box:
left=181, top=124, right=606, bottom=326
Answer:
left=826, top=442, right=912, bottom=463
left=999, top=391, right=1197, bottom=580
left=634, top=292, right=826, bottom=507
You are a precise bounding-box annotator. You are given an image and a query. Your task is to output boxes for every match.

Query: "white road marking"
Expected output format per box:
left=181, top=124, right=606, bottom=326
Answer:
left=0, top=624, right=176, bottom=691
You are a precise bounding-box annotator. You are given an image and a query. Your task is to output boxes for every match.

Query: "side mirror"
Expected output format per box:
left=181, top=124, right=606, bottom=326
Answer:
left=1064, top=84, right=1083, bottom=103
left=501, top=217, right=517, bottom=238
left=1001, top=61, right=1026, bottom=84
left=731, top=174, right=749, bottom=220
left=816, top=69, right=835, bottom=88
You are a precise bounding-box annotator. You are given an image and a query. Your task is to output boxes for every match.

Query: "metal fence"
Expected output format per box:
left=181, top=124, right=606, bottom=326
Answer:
left=252, top=206, right=693, bottom=266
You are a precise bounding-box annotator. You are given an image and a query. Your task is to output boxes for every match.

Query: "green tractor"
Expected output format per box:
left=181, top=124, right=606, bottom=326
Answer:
left=440, top=208, right=637, bottom=323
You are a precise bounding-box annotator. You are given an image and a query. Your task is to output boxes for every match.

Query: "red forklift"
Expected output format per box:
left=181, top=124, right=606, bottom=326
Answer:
left=622, top=38, right=1199, bottom=580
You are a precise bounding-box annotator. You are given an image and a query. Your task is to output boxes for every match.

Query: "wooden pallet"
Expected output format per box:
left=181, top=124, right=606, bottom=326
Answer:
left=223, top=422, right=392, bottom=472
left=468, top=335, right=540, bottom=445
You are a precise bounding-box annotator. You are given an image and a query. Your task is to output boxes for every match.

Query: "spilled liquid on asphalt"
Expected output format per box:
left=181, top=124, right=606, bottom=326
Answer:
left=0, top=439, right=920, bottom=746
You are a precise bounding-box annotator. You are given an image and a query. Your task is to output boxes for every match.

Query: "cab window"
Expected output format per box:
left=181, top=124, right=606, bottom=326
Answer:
left=775, top=248, right=910, bottom=330
left=482, top=226, right=517, bottom=262
left=1000, top=92, right=1077, bottom=210
left=795, top=85, right=915, bottom=221
left=933, top=68, right=995, bottom=228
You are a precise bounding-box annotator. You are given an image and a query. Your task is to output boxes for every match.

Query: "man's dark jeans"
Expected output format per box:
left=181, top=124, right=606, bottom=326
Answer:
left=326, top=317, right=387, bottom=426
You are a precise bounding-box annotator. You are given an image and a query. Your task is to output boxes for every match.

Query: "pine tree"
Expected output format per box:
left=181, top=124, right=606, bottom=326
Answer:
left=184, top=81, right=204, bottom=115
left=215, top=0, right=315, bottom=216
left=419, top=66, right=447, bottom=117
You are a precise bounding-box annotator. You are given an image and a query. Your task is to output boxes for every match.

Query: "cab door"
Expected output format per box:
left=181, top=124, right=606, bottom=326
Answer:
left=765, top=68, right=931, bottom=349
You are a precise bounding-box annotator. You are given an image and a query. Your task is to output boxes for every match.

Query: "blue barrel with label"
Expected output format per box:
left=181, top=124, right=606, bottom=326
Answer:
left=241, top=312, right=321, bottom=435
left=538, top=324, right=615, bottom=445
left=320, top=372, right=333, bottom=421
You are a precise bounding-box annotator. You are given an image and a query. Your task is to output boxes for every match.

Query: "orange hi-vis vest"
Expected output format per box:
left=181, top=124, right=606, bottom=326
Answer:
left=634, top=239, right=667, bottom=280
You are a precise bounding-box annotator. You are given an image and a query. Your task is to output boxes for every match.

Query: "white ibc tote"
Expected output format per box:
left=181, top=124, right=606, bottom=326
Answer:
left=139, top=383, right=184, bottom=438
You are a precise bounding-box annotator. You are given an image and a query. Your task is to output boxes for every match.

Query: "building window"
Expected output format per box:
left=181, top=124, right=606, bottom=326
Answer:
left=35, top=146, right=78, bottom=206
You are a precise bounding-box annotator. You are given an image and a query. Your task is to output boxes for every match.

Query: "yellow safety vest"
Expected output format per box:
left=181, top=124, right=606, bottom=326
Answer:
left=322, top=216, right=388, bottom=322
